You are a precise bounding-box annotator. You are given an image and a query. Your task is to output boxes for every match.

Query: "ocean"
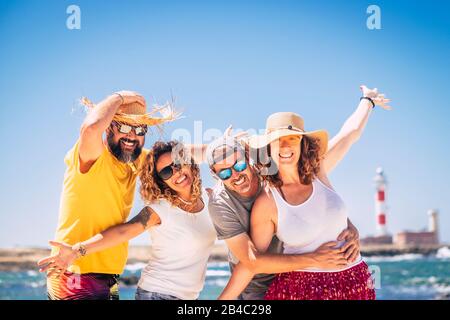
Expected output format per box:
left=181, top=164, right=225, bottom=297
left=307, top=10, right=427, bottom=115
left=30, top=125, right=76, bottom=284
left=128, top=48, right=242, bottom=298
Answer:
left=1, top=247, right=449, bottom=300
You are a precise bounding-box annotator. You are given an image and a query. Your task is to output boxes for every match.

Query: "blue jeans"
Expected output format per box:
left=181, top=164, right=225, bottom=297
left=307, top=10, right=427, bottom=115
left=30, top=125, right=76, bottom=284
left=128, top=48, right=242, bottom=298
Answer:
left=135, top=287, right=181, bottom=300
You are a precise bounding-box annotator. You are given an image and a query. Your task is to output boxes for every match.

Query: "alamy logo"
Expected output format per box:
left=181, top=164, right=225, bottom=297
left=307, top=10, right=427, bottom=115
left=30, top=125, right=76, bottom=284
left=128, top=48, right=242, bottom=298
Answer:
left=66, top=5, right=81, bottom=30
left=367, top=5, right=382, bottom=30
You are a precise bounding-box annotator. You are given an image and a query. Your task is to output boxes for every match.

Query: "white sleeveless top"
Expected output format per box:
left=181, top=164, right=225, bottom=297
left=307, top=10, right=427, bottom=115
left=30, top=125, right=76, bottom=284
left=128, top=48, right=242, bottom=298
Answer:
left=138, top=190, right=217, bottom=299
left=271, top=178, right=362, bottom=272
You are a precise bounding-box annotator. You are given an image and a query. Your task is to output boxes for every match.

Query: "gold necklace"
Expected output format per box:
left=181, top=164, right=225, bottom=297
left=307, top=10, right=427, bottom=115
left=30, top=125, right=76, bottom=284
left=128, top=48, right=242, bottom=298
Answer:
left=179, top=197, right=204, bottom=214
left=179, top=196, right=194, bottom=206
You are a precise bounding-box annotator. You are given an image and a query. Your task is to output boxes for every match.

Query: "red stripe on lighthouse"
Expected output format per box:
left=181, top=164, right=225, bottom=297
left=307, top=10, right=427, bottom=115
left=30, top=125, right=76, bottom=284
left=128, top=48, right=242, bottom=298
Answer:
left=377, top=191, right=385, bottom=201
left=378, top=214, right=386, bottom=225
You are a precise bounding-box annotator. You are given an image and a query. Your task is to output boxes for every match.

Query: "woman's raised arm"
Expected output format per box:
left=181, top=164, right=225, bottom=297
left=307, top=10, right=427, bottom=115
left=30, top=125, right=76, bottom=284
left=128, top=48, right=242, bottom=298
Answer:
left=323, top=85, right=391, bottom=174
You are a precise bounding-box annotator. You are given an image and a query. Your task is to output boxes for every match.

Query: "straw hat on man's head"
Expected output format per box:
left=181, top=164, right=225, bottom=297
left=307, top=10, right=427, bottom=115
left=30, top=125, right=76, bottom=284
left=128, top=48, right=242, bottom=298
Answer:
left=247, top=112, right=329, bottom=156
left=81, top=96, right=181, bottom=128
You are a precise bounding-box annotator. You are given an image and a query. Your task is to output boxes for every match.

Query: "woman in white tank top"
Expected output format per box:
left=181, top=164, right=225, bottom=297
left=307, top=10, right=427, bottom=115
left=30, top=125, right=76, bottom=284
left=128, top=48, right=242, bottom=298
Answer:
left=219, top=85, right=390, bottom=300
left=258, top=130, right=375, bottom=299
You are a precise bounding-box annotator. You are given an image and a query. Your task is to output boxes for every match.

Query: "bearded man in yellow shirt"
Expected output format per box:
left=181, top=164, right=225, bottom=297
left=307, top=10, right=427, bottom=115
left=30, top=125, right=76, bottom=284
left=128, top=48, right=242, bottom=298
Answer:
left=43, top=91, right=178, bottom=300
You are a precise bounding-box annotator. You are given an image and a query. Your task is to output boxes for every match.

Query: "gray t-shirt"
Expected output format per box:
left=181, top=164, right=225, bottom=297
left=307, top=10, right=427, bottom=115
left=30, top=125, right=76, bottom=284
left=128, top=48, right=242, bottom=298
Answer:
left=208, top=180, right=283, bottom=298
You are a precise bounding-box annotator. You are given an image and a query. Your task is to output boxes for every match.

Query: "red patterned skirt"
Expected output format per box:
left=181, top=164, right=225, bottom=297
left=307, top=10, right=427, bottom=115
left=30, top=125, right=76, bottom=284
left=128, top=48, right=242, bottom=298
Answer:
left=265, top=261, right=375, bottom=300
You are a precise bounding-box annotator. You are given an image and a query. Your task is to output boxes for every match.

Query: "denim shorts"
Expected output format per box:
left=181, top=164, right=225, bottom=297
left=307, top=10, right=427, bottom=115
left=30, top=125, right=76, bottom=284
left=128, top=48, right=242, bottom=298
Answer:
left=135, top=287, right=181, bottom=300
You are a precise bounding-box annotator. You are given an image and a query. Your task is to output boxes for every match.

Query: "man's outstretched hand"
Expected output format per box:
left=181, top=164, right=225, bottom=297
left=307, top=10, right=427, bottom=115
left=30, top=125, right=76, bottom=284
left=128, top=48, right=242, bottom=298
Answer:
left=37, top=241, right=78, bottom=277
left=338, top=222, right=360, bottom=263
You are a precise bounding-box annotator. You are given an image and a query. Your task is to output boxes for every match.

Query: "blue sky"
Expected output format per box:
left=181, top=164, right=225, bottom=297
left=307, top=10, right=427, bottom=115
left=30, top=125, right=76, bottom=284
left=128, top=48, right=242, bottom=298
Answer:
left=0, top=0, right=449, bottom=247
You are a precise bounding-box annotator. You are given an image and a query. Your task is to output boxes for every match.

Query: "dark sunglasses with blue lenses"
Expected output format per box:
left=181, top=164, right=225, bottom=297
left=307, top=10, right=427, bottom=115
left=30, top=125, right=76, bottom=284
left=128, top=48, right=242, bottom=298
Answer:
left=217, top=160, right=248, bottom=181
left=157, top=162, right=182, bottom=180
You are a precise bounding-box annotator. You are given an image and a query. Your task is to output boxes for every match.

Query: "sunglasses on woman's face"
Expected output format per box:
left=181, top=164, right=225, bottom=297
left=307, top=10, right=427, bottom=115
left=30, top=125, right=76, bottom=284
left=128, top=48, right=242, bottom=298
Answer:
left=216, top=159, right=247, bottom=181
left=112, top=122, right=148, bottom=136
left=157, top=162, right=182, bottom=180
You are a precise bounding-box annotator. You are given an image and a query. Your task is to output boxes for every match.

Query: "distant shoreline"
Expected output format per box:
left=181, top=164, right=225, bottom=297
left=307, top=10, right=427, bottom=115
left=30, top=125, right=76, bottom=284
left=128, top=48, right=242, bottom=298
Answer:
left=0, top=244, right=448, bottom=272
left=0, top=244, right=229, bottom=272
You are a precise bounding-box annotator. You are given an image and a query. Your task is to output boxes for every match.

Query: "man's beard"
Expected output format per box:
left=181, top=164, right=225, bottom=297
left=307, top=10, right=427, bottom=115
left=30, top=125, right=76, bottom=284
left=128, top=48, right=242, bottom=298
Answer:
left=107, top=132, right=143, bottom=163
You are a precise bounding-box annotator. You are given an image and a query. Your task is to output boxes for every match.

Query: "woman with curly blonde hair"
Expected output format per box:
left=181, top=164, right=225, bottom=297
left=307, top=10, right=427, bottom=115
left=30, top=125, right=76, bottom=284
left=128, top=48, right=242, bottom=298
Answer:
left=140, top=140, right=203, bottom=209
left=37, top=140, right=217, bottom=300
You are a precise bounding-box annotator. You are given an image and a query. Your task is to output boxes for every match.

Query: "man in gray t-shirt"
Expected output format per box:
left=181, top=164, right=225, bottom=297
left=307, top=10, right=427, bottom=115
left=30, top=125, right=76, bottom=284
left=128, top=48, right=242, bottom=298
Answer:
left=206, top=136, right=361, bottom=300
left=209, top=178, right=283, bottom=299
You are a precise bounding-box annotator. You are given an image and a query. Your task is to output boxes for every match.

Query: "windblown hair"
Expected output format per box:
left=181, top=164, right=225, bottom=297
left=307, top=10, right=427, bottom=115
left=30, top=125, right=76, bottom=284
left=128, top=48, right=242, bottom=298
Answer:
left=139, top=140, right=203, bottom=207
left=261, top=136, right=322, bottom=187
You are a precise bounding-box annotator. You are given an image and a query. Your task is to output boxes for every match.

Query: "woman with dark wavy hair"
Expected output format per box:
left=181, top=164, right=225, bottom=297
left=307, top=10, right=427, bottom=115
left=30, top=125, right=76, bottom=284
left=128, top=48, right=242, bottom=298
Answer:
left=37, top=140, right=216, bottom=300
left=219, top=85, right=391, bottom=300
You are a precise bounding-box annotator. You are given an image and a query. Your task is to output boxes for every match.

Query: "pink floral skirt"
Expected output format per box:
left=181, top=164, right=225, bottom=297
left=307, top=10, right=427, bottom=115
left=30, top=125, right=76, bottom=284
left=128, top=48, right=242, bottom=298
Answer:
left=264, top=261, right=376, bottom=300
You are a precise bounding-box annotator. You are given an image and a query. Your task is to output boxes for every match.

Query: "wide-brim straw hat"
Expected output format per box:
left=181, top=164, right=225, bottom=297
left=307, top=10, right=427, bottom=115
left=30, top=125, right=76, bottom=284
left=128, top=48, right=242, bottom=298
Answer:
left=247, top=112, right=328, bottom=156
left=81, top=97, right=182, bottom=127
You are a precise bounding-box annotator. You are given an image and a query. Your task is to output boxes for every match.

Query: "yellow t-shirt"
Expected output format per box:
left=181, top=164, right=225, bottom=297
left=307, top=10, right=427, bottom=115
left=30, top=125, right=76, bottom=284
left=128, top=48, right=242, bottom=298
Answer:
left=53, top=140, right=148, bottom=274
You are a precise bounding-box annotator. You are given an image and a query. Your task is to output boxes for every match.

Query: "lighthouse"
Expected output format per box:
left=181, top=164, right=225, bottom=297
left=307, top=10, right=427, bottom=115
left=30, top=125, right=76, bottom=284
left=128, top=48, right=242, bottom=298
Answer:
left=428, top=209, right=439, bottom=243
left=362, top=168, right=439, bottom=247
left=374, top=167, right=389, bottom=236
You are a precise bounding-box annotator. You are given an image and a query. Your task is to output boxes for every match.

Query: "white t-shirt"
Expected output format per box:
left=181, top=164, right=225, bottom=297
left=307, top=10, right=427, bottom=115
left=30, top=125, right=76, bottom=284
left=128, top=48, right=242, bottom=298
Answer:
left=138, top=191, right=217, bottom=299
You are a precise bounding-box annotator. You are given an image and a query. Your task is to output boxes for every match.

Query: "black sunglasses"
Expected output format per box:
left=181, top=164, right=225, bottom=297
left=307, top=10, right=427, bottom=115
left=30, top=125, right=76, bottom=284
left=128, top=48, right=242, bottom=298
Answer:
left=157, top=162, right=182, bottom=180
left=112, top=121, right=148, bottom=136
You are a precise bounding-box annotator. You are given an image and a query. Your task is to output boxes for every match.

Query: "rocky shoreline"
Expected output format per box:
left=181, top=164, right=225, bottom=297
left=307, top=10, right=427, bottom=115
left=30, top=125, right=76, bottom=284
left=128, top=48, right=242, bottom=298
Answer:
left=356, top=244, right=446, bottom=257
left=0, top=245, right=229, bottom=272
left=0, top=244, right=447, bottom=272
left=1, top=244, right=449, bottom=298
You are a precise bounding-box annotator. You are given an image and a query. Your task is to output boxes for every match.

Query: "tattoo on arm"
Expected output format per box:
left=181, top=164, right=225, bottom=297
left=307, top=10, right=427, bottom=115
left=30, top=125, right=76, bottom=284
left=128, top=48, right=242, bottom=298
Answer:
left=128, top=207, right=152, bottom=229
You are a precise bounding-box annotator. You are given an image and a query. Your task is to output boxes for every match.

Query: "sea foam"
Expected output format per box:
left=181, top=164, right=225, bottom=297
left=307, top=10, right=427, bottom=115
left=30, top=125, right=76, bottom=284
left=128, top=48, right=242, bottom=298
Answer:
left=436, top=247, right=450, bottom=259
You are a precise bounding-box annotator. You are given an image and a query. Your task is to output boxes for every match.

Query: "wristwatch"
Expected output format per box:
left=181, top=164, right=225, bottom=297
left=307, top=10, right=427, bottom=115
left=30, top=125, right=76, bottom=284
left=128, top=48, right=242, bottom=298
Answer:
left=73, top=243, right=87, bottom=258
